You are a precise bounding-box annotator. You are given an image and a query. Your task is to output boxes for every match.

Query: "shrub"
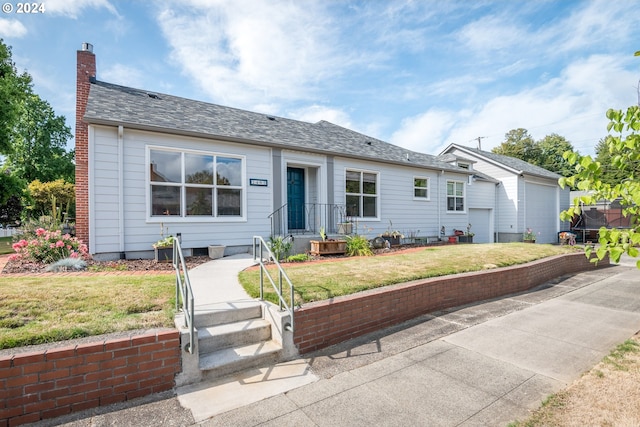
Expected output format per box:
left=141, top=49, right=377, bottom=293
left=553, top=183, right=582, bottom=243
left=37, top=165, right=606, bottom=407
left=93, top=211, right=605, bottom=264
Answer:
left=287, top=253, right=311, bottom=263
left=10, top=228, right=89, bottom=264
left=269, top=235, right=293, bottom=261
left=346, top=234, right=373, bottom=257
left=45, top=258, right=88, bottom=272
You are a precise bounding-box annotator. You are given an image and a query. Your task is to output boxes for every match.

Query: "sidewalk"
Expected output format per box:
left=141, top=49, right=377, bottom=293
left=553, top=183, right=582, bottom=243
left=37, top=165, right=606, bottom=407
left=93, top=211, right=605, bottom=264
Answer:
left=29, top=258, right=640, bottom=426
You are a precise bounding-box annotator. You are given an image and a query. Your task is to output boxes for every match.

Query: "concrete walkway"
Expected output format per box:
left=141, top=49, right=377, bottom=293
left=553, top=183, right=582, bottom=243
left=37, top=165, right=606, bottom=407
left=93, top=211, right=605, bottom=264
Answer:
left=30, top=256, right=640, bottom=427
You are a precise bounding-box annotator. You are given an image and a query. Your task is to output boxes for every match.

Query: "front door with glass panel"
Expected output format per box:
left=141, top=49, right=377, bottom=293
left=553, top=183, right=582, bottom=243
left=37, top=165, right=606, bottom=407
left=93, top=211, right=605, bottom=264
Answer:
left=287, top=167, right=305, bottom=230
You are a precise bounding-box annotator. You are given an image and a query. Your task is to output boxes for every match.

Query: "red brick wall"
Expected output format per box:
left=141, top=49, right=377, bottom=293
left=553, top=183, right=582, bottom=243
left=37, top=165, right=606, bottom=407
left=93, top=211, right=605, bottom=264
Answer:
left=0, top=330, right=180, bottom=426
left=75, top=47, right=96, bottom=248
left=294, top=253, right=609, bottom=354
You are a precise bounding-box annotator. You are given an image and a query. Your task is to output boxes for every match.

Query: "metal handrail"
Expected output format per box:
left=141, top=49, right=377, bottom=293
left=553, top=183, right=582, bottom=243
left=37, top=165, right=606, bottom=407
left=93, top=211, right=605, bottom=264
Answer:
left=173, top=239, right=195, bottom=353
left=268, top=202, right=348, bottom=236
left=253, top=236, right=295, bottom=332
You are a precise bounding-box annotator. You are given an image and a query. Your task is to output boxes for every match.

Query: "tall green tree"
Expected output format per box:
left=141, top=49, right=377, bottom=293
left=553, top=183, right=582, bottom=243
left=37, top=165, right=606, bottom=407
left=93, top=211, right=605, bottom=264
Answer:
left=492, top=128, right=540, bottom=164
left=593, top=136, right=640, bottom=186
left=537, top=133, right=577, bottom=178
left=0, top=39, right=32, bottom=154
left=560, top=105, right=640, bottom=266
left=492, top=128, right=578, bottom=177
left=4, top=93, right=74, bottom=183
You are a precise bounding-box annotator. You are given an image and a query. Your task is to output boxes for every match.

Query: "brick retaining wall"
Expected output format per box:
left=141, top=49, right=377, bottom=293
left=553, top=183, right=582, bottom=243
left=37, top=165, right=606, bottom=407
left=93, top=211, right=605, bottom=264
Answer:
left=0, top=330, right=180, bottom=426
left=293, top=253, right=609, bottom=354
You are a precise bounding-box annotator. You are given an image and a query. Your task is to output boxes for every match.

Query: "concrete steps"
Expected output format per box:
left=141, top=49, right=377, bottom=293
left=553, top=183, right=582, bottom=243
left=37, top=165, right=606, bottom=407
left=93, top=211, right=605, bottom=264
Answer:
left=195, top=301, right=282, bottom=379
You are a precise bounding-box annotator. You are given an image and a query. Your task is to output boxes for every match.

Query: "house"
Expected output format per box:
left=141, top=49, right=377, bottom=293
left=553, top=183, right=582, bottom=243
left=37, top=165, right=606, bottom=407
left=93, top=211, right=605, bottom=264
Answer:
left=439, top=144, right=571, bottom=244
left=76, top=43, right=487, bottom=260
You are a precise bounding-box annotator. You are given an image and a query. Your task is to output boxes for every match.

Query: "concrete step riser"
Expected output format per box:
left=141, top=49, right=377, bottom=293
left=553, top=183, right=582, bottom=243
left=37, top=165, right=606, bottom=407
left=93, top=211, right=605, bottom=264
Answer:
left=200, top=349, right=282, bottom=381
left=198, top=323, right=272, bottom=354
left=194, top=305, right=262, bottom=328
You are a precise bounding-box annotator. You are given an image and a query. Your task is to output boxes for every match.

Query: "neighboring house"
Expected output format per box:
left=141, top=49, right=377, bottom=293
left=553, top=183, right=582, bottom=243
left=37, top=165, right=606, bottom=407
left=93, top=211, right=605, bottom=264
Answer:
left=76, top=44, right=483, bottom=260
left=439, top=144, right=571, bottom=244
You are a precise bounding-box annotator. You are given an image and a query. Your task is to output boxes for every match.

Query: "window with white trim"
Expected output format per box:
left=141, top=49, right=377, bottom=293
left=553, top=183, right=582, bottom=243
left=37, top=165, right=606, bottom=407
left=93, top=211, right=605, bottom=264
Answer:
left=414, top=177, right=429, bottom=199
left=345, top=170, right=378, bottom=218
left=446, top=180, right=465, bottom=212
left=149, top=148, right=243, bottom=218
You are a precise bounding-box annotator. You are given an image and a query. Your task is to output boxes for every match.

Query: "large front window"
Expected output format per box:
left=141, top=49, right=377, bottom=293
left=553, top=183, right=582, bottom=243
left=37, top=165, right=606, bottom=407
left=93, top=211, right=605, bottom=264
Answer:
left=447, top=181, right=464, bottom=212
left=149, top=148, right=243, bottom=218
left=345, top=170, right=378, bottom=218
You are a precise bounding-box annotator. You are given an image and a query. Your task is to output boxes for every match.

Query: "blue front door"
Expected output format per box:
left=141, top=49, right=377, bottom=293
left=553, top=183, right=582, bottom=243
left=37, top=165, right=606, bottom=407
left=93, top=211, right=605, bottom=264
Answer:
left=287, top=167, right=305, bottom=230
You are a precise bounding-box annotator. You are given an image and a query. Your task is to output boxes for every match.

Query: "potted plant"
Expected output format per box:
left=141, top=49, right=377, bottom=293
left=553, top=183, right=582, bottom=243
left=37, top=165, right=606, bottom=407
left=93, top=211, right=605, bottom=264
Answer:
left=523, top=228, right=537, bottom=243
left=310, top=227, right=347, bottom=255
left=458, top=224, right=474, bottom=243
left=153, top=235, right=175, bottom=262
left=380, top=221, right=403, bottom=246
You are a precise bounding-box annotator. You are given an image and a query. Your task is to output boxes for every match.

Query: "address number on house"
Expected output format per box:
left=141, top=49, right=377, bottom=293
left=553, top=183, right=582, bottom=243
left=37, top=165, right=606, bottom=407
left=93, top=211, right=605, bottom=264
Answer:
left=249, top=179, right=268, bottom=187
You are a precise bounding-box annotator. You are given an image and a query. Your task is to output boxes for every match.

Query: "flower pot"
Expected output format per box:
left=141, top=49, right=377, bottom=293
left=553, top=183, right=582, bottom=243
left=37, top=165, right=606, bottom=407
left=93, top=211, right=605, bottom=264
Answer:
left=310, top=240, right=347, bottom=255
left=337, top=222, right=352, bottom=235
left=448, top=236, right=457, bottom=243
left=382, top=236, right=401, bottom=246
left=154, top=246, right=173, bottom=263
left=208, top=245, right=226, bottom=259
left=523, top=239, right=536, bottom=244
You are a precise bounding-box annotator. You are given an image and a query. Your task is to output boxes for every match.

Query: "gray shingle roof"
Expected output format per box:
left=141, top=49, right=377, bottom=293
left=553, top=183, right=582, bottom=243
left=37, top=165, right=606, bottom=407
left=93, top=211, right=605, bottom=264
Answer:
left=84, top=81, right=466, bottom=174
left=446, top=144, right=561, bottom=180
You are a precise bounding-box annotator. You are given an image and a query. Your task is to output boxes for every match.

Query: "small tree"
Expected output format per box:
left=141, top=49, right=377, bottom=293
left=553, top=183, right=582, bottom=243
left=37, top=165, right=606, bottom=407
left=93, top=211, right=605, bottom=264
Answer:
left=26, top=179, right=75, bottom=224
left=559, top=105, right=640, bottom=266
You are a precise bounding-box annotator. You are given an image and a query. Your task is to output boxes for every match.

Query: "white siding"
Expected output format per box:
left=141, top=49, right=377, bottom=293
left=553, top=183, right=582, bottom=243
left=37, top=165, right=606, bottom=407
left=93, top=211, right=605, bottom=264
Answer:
left=496, top=175, right=519, bottom=234
left=89, top=126, right=273, bottom=256
left=91, top=127, right=121, bottom=254
left=333, top=157, right=470, bottom=238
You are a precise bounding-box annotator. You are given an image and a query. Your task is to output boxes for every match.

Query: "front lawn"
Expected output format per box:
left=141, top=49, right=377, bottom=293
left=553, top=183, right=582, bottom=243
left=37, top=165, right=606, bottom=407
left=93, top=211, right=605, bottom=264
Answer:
left=0, top=275, right=175, bottom=350
left=0, top=236, right=12, bottom=255
left=239, top=243, right=579, bottom=305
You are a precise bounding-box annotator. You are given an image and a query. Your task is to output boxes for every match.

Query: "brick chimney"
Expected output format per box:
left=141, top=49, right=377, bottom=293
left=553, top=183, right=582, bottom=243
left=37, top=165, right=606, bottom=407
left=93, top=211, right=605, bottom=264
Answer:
left=75, top=42, right=95, bottom=248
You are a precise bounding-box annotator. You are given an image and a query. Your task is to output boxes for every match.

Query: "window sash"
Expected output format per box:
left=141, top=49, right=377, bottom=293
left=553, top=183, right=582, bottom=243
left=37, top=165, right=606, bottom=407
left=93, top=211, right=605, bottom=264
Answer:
left=446, top=181, right=464, bottom=212
left=414, top=177, right=429, bottom=199
left=345, top=170, right=378, bottom=218
left=150, top=148, right=243, bottom=218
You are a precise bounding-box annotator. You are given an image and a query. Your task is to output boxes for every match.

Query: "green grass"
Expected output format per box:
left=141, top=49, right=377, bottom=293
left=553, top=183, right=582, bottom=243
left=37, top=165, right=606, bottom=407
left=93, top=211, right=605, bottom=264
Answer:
left=239, top=243, right=579, bottom=306
left=0, top=236, right=13, bottom=255
left=0, top=275, right=176, bottom=349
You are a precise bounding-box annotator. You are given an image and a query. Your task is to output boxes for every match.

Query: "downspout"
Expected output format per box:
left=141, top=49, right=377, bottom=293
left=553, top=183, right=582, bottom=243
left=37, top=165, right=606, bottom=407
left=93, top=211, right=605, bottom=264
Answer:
left=438, top=170, right=443, bottom=237
left=118, top=125, right=125, bottom=258
left=495, top=182, right=500, bottom=243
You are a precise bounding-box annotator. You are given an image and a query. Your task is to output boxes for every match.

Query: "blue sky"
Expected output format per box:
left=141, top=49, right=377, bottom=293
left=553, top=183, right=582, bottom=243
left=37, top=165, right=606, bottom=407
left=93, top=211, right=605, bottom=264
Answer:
left=2, top=0, right=639, bottom=157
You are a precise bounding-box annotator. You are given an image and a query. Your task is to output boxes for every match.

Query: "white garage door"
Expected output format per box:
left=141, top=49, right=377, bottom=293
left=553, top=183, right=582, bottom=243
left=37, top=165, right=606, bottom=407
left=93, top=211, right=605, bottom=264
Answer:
left=524, top=182, right=557, bottom=243
left=469, top=208, right=492, bottom=243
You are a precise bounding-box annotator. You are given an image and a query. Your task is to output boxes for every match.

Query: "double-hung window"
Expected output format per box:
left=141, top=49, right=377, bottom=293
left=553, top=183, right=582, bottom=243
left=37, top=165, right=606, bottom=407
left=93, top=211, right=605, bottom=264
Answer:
left=149, top=148, right=243, bottom=218
left=345, top=170, right=378, bottom=218
left=414, top=177, right=429, bottom=199
left=446, top=180, right=465, bottom=212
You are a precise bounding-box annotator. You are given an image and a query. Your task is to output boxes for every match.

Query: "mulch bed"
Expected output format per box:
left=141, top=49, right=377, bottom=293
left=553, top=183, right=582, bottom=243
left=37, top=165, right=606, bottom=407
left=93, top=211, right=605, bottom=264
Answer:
left=1, top=256, right=212, bottom=274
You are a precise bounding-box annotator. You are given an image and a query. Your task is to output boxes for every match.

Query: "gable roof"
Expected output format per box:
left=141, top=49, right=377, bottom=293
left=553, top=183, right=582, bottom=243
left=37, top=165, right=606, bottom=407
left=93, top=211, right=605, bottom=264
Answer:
left=84, top=80, right=467, bottom=174
left=440, top=143, right=561, bottom=180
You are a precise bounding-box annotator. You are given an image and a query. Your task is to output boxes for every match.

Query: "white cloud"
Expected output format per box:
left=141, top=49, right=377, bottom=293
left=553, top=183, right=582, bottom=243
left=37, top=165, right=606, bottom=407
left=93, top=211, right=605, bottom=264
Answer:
left=390, top=54, right=639, bottom=157
left=156, top=0, right=348, bottom=109
left=44, top=0, right=118, bottom=18
left=101, top=64, right=144, bottom=88
left=0, top=19, right=27, bottom=38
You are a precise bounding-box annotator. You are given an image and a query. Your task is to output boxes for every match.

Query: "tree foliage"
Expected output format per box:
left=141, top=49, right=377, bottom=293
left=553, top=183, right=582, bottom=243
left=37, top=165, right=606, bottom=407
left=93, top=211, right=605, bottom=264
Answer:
left=0, top=39, right=32, bottom=154
left=26, top=179, right=75, bottom=222
left=492, top=128, right=540, bottom=163
left=559, top=105, right=640, bottom=267
left=4, top=93, right=74, bottom=183
left=492, top=129, right=577, bottom=177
